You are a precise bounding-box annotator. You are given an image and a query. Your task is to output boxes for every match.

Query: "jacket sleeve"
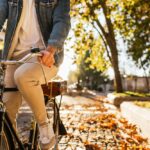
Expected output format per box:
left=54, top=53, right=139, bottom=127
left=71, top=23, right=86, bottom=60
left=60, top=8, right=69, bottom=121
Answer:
left=48, top=0, right=71, bottom=52
left=0, top=0, right=8, bottom=31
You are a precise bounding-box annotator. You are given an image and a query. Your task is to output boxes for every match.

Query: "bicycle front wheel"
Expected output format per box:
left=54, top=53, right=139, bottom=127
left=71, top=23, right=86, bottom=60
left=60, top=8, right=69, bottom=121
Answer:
left=0, top=123, right=15, bottom=150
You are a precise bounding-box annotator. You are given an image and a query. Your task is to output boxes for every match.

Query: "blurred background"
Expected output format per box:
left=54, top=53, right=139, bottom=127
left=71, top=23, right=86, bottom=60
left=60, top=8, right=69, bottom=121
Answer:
left=0, top=1, right=150, bottom=146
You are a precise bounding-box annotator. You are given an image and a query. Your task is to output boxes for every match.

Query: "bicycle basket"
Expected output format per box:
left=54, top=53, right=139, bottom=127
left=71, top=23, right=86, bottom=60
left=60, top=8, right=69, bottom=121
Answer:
left=42, top=80, right=67, bottom=97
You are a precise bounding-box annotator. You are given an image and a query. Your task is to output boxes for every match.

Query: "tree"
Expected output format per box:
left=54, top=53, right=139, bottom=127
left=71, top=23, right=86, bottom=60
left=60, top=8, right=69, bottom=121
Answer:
left=77, top=50, right=108, bottom=91
left=113, top=0, right=150, bottom=68
left=113, top=0, right=150, bottom=91
left=71, top=0, right=123, bottom=92
left=72, top=25, right=110, bottom=72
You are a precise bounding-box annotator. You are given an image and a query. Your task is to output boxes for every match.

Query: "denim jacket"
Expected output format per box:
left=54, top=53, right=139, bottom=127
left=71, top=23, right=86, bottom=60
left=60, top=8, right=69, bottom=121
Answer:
left=0, top=0, right=71, bottom=66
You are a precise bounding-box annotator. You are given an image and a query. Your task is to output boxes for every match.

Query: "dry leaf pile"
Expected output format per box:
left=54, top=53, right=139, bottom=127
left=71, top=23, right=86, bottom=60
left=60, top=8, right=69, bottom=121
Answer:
left=59, top=103, right=150, bottom=150
left=17, top=97, right=150, bottom=150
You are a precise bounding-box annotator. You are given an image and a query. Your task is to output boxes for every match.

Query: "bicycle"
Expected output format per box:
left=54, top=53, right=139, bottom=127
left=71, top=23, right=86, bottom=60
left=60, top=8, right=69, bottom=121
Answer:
left=0, top=48, right=67, bottom=150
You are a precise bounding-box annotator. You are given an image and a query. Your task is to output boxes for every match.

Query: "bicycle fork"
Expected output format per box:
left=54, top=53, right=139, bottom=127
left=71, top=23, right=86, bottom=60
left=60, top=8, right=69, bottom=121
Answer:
left=28, top=120, right=40, bottom=150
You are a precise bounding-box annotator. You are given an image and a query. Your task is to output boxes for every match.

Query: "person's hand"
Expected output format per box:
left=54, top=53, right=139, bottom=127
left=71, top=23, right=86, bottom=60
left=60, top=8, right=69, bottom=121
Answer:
left=39, top=45, right=57, bottom=67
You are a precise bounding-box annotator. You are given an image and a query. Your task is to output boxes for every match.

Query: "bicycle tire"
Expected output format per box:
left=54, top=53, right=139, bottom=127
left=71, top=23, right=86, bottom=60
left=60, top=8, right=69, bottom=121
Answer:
left=0, top=122, right=15, bottom=150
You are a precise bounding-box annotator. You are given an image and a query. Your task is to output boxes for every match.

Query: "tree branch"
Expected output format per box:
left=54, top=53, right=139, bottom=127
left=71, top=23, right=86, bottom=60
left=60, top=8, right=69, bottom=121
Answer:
left=91, top=22, right=112, bottom=63
left=84, top=1, right=108, bottom=38
left=94, top=19, right=108, bottom=38
left=100, top=1, right=115, bottom=39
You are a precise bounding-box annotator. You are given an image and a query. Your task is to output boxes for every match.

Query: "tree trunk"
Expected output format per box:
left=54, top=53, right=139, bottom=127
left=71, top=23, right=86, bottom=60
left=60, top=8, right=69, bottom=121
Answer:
left=86, top=0, right=123, bottom=92
left=145, top=77, right=150, bottom=92
left=112, top=62, right=123, bottom=92
left=108, top=40, right=123, bottom=92
left=134, top=78, right=137, bottom=92
left=140, top=59, right=150, bottom=92
left=101, top=1, right=123, bottom=92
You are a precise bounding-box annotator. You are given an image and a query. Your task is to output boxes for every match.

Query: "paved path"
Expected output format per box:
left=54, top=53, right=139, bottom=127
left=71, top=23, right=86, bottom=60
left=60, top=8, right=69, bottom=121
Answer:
left=17, top=94, right=150, bottom=149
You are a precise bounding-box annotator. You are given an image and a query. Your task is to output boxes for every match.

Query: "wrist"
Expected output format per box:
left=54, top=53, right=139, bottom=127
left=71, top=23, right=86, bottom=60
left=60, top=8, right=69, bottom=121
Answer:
left=46, top=45, right=57, bottom=55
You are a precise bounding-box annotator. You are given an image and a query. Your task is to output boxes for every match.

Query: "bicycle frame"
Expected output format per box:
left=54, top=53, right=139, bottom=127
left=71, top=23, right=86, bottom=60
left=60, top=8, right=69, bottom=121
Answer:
left=0, top=49, right=65, bottom=150
left=0, top=87, right=62, bottom=150
left=0, top=51, right=41, bottom=150
left=0, top=94, right=61, bottom=150
left=0, top=101, right=40, bottom=150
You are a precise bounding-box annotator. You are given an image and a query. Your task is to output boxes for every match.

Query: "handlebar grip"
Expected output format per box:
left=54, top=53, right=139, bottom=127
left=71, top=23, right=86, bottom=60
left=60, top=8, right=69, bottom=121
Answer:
left=31, top=48, right=40, bottom=53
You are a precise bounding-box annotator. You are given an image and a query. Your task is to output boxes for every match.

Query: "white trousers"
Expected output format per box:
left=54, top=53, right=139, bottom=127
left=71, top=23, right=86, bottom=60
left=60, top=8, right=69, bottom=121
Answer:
left=3, top=57, right=58, bottom=127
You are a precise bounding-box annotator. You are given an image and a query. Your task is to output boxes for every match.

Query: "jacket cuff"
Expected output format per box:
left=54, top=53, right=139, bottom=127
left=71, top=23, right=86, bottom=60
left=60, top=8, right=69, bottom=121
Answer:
left=48, top=39, right=63, bottom=53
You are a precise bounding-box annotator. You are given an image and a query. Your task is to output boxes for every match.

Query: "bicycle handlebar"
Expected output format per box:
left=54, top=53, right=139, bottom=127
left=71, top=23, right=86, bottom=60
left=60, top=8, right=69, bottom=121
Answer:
left=0, top=48, right=50, bottom=86
left=0, top=48, right=42, bottom=65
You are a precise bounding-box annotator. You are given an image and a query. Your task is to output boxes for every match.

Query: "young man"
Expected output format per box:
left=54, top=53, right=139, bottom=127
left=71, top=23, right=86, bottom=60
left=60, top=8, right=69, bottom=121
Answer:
left=0, top=0, right=70, bottom=149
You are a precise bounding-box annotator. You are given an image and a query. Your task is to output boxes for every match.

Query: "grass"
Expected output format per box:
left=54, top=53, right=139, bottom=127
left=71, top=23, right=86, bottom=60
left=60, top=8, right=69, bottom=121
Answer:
left=134, top=101, right=150, bottom=109
left=114, top=91, right=150, bottom=97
